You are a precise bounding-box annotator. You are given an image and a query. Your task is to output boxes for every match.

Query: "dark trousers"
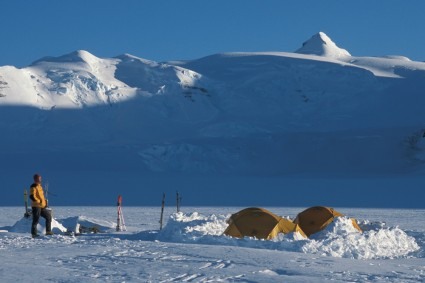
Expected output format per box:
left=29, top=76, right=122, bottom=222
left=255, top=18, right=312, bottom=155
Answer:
left=31, top=207, right=52, bottom=235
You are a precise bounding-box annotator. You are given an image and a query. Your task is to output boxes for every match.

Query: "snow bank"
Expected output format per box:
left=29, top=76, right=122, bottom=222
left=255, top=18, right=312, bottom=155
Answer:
left=58, top=216, right=116, bottom=234
left=5, top=211, right=421, bottom=260
left=9, top=216, right=67, bottom=234
left=302, top=217, right=419, bottom=259
left=7, top=215, right=115, bottom=235
left=155, top=212, right=420, bottom=259
left=157, top=212, right=228, bottom=243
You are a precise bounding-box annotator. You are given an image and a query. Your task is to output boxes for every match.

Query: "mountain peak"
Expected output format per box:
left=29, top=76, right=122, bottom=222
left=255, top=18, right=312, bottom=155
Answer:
left=115, top=53, right=159, bottom=66
left=295, top=32, right=351, bottom=58
left=31, top=50, right=100, bottom=66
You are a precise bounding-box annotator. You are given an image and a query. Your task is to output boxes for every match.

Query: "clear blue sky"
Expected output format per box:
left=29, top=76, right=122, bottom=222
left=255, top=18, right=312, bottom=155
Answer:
left=2, top=0, right=424, bottom=67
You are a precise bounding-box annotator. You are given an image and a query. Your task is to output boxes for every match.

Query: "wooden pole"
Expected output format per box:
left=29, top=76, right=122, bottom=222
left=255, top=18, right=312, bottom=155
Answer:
left=24, top=189, right=31, bottom=218
left=176, top=191, right=182, bottom=213
left=45, top=181, right=49, bottom=207
left=159, top=193, right=165, bottom=230
left=116, top=195, right=124, bottom=231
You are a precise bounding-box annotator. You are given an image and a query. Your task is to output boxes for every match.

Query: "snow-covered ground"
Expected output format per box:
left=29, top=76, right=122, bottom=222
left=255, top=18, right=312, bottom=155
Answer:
left=1, top=206, right=424, bottom=282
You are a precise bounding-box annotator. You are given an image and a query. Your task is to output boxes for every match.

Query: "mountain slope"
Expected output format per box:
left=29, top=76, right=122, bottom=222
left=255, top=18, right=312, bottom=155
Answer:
left=1, top=32, right=425, bottom=206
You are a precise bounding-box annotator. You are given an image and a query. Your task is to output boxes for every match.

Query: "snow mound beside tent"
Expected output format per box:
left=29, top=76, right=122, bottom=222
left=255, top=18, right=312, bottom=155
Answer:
left=302, top=217, right=419, bottom=259
left=154, top=212, right=419, bottom=259
left=156, top=212, right=228, bottom=243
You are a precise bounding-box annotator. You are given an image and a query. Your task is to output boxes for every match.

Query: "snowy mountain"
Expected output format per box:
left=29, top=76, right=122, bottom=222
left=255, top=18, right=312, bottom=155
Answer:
left=0, top=49, right=208, bottom=109
left=295, top=31, right=351, bottom=58
left=1, top=32, right=425, bottom=206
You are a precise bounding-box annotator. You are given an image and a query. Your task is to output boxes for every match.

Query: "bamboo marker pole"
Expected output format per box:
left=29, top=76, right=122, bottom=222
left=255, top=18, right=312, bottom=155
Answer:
left=159, top=193, right=165, bottom=230
left=116, top=195, right=126, bottom=231
left=176, top=191, right=182, bottom=213
left=24, top=189, right=31, bottom=218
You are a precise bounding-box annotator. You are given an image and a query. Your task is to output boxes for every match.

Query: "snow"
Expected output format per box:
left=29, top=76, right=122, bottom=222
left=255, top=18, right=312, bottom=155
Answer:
left=0, top=207, right=424, bottom=282
left=1, top=31, right=425, bottom=281
left=295, top=32, right=351, bottom=58
left=301, top=217, right=420, bottom=259
left=1, top=33, right=425, bottom=207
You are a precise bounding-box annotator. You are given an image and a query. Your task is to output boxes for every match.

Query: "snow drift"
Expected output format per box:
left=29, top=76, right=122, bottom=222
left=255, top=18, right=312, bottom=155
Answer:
left=151, top=212, right=420, bottom=260
left=4, top=211, right=421, bottom=260
left=1, top=207, right=424, bottom=282
left=9, top=216, right=67, bottom=234
left=8, top=215, right=115, bottom=235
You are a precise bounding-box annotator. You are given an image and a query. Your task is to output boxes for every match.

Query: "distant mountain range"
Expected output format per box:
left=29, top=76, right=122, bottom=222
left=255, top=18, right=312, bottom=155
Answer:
left=1, top=32, right=425, bottom=206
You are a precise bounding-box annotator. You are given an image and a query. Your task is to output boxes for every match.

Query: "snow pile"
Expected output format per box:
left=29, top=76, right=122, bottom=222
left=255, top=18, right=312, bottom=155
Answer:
left=301, top=217, right=420, bottom=259
left=9, top=216, right=67, bottom=234
left=157, top=212, right=229, bottom=243
left=58, top=216, right=116, bottom=234
left=7, top=215, right=115, bottom=235
left=156, top=212, right=420, bottom=259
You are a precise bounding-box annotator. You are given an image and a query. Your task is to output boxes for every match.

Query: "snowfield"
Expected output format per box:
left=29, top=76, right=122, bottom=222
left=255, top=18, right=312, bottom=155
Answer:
left=1, top=206, right=424, bottom=282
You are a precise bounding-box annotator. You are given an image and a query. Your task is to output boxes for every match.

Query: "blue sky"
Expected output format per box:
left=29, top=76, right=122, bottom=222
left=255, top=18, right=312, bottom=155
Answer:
left=2, top=0, right=424, bottom=67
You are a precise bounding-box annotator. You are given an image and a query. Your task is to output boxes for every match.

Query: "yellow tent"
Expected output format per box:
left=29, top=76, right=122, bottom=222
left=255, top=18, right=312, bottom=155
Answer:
left=293, top=206, right=362, bottom=237
left=223, top=207, right=306, bottom=239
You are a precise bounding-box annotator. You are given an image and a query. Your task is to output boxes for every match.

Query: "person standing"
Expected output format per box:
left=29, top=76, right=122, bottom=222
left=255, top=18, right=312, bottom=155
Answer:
left=30, top=174, right=53, bottom=237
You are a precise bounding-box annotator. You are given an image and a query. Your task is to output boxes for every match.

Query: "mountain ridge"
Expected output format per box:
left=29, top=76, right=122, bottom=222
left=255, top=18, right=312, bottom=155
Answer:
left=1, top=32, right=425, bottom=206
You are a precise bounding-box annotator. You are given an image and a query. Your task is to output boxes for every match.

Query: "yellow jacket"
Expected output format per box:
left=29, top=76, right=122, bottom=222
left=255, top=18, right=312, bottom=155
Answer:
left=30, top=183, right=47, bottom=208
